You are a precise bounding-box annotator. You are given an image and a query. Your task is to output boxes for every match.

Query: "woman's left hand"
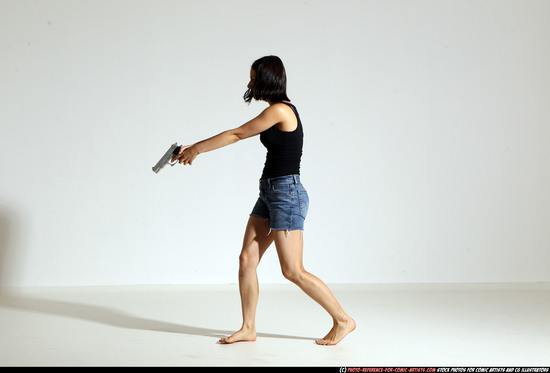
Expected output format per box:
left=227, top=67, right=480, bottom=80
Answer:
left=171, top=145, right=199, bottom=165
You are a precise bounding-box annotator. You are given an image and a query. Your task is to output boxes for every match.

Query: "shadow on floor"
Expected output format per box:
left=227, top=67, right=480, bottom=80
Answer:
left=0, top=291, right=314, bottom=342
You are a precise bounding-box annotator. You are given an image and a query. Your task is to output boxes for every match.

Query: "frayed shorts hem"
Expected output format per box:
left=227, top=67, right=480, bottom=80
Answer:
left=249, top=214, right=305, bottom=233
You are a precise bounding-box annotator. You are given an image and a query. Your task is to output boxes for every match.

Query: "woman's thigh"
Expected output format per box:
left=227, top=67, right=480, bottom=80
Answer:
left=240, top=215, right=274, bottom=264
left=273, top=230, right=304, bottom=275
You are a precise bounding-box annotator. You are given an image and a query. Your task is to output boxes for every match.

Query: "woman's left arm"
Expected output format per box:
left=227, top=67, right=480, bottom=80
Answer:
left=172, top=105, right=285, bottom=165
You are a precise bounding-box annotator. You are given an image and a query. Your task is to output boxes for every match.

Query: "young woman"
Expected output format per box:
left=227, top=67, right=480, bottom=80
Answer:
left=172, top=56, right=355, bottom=345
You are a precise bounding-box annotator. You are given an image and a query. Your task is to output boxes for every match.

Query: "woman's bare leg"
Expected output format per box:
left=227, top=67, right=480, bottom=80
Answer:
left=219, top=216, right=273, bottom=344
left=273, top=230, right=355, bottom=345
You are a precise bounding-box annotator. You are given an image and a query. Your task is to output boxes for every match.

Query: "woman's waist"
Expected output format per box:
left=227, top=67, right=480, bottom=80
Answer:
left=259, top=174, right=301, bottom=186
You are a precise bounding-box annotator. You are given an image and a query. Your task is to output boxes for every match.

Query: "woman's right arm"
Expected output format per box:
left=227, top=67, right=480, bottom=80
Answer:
left=172, top=104, right=287, bottom=165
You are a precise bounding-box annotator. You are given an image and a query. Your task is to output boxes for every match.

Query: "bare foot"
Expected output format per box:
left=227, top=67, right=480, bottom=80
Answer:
left=218, top=328, right=257, bottom=344
left=316, top=317, right=356, bottom=346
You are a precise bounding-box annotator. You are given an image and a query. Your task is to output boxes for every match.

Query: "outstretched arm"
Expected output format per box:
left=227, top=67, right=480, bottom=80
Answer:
left=172, top=104, right=286, bottom=165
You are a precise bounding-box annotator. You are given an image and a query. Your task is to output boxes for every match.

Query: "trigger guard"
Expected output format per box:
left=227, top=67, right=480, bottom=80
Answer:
left=170, top=146, right=182, bottom=166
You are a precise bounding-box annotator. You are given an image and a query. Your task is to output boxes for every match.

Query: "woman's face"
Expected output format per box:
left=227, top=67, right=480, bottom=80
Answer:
left=247, top=69, right=256, bottom=90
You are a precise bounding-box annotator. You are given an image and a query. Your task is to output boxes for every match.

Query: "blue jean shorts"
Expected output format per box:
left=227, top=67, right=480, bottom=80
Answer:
left=250, top=174, right=309, bottom=231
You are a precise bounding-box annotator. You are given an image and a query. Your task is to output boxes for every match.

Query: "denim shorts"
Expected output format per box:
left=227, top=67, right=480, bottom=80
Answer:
left=250, top=174, right=309, bottom=231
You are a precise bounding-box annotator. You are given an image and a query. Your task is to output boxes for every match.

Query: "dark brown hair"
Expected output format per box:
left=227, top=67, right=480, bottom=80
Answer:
left=244, top=55, right=290, bottom=103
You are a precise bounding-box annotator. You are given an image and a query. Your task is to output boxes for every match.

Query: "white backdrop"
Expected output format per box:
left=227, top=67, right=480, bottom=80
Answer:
left=1, top=0, right=549, bottom=286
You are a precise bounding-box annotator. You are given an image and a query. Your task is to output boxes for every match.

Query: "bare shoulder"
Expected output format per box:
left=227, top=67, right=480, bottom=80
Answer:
left=265, top=102, right=288, bottom=112
left=265, top=102, right=295, bottom=118
left=267, top=102, right=298, bottom=131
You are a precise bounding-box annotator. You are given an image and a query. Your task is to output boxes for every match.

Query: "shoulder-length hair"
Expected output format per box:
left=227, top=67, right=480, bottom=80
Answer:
left=244, top=55, right=290, bottom=103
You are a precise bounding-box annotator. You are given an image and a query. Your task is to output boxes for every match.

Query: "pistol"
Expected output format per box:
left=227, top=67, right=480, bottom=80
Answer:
left=152, top=143, right=182, bottom=173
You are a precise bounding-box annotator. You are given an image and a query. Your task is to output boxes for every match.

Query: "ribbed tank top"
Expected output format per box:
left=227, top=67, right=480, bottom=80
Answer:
left=259, top=102, right=303, bottom=179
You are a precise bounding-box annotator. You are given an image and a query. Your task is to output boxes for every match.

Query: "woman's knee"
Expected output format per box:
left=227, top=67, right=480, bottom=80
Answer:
left=239, top=251, right=258, bottom=271
left=281, top=266, right=306, bottom=284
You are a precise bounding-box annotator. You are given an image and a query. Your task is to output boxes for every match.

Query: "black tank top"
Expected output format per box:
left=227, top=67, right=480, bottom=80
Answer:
left=260, top=102, right=303, bottom=179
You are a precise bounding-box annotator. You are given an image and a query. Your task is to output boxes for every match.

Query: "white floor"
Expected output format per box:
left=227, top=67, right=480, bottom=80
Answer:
left=0, top=283, right=549, bottom=367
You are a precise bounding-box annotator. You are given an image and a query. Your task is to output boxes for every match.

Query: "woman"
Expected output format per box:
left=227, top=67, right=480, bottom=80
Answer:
left=172, top=56, right=355, bottom=345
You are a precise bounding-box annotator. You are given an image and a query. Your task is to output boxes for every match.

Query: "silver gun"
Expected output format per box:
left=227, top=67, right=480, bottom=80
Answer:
left=152, top=143, right=182, bottom=173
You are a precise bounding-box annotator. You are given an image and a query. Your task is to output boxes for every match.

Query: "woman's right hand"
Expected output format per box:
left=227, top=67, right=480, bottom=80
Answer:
left=171, top=145, right=199, bottom=165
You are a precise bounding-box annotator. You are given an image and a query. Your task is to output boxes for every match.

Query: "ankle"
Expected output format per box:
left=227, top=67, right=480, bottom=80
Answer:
left=334, top=314, right=352, bottom=325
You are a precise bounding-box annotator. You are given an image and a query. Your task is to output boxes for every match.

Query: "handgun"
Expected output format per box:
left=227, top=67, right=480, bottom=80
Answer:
left=152, top=143, right=182, bottom=173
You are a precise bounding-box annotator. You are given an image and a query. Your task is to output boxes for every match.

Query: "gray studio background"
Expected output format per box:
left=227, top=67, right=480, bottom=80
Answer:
left=1, top=0, right=549, bottom=286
